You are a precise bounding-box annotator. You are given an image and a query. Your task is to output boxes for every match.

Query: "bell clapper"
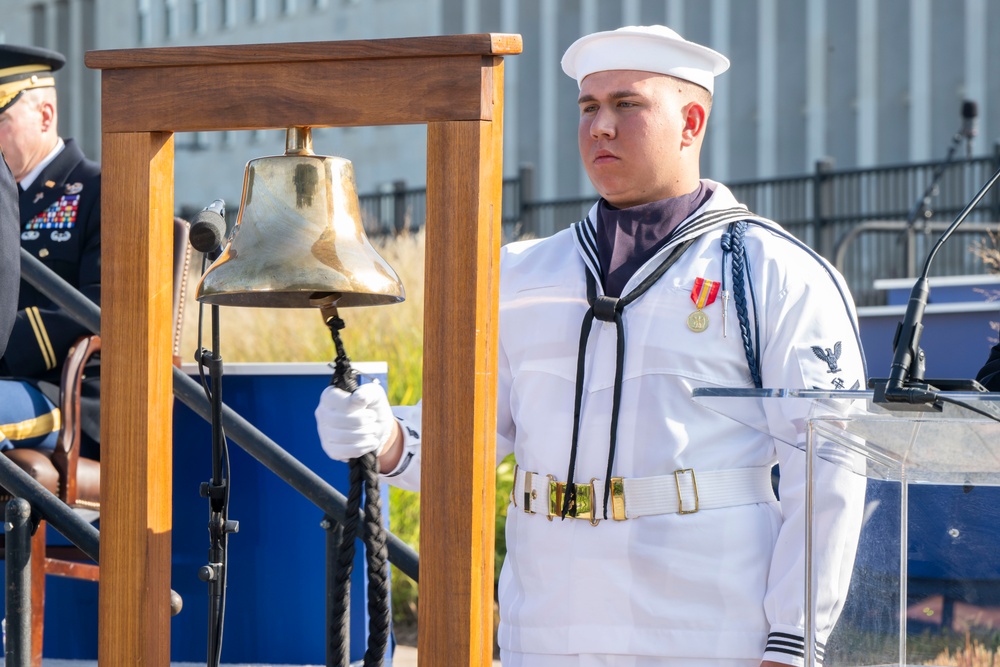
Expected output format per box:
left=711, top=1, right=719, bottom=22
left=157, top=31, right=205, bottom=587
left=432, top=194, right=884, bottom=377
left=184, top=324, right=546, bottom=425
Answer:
left=311, top=292, right=359, bottom=393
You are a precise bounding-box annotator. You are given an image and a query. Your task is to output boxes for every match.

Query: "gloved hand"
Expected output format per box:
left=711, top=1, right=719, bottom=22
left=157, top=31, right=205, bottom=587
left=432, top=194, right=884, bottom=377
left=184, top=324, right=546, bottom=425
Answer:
left=315, top=383, right=396, bottom=461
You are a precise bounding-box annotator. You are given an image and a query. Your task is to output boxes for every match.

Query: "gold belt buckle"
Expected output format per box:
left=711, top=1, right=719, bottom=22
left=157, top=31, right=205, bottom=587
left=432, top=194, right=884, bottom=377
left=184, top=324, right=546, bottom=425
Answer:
left=610, top=477, right=627, bottom=521
left=522, top=469, right=537, bottom=515
left=547, top=476, right=600, bottom=526
left=674, top=468, right=699, bottom=514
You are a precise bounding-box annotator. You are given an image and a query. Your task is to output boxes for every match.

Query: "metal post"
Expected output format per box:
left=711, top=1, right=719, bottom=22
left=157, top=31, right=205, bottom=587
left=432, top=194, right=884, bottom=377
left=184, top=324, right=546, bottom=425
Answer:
left=323, top=515, right=347, bottom=667
left=813, top=158, right=835, bottom=260
left=992, top=142, right=1000, bottom=222
left=518, top=163, right=535, bottom=238
left=5, top=499, right=33, bottom=667
left=393, top=180, right=407, bottom=235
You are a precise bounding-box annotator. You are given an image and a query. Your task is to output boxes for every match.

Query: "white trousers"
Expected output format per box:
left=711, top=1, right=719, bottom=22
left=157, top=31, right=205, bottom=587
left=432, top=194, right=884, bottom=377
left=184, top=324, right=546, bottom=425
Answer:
left=500, top=650, right=760, bottom=667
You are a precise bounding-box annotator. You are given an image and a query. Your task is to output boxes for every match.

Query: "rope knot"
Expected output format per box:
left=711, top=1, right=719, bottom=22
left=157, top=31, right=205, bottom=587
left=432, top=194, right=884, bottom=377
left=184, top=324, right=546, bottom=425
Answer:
left=593, top=295, right=620, bottom=322
left=720, top=231, right=732, bottom=252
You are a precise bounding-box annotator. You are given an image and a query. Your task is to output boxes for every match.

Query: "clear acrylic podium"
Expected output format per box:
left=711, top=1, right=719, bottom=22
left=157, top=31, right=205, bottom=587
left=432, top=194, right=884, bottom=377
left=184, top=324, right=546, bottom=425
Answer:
left=692, top=387, right=1000, bottom=667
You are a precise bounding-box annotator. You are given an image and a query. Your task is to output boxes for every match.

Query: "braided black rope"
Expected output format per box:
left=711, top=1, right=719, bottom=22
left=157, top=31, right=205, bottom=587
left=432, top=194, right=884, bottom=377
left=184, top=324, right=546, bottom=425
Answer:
left=324, top=313, right=392, bottom=667
left=727, top=221, right=763, bottom=388
left=361, top=452, right=391, bottom=665
left=331, top=455, right=363, bottom=664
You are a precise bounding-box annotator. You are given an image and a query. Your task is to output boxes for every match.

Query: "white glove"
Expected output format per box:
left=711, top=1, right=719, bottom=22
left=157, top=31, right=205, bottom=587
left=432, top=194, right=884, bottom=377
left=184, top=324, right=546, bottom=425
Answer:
left=315, top=383, right=396, bottom=461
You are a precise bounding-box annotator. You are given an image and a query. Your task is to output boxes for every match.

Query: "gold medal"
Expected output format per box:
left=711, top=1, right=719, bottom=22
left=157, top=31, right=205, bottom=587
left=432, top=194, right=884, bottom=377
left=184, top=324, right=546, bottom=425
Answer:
left=688, top=277, right=719, bottom=333
left=687, top=310, right=709, bottom=332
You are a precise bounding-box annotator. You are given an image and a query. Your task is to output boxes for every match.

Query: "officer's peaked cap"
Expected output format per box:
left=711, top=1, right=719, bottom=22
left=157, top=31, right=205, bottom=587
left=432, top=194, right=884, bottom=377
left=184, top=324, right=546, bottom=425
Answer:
left=0, top=44, right=65, bottom=114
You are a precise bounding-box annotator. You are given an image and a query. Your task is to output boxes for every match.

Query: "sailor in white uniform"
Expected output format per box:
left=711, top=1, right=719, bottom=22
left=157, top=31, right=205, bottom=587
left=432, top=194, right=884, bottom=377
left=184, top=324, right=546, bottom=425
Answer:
left=316, top=25, right=867, bottom=667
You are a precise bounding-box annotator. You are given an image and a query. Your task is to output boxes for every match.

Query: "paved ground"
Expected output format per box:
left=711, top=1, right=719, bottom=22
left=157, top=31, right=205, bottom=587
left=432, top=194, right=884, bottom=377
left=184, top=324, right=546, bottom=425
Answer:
left=41, top=644, right=501, bottom=666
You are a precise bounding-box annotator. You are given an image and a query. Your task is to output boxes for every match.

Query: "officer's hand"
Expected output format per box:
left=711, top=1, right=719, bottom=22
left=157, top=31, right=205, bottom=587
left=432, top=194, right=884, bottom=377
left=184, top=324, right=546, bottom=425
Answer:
left=315, top=383, right=396, bottom=461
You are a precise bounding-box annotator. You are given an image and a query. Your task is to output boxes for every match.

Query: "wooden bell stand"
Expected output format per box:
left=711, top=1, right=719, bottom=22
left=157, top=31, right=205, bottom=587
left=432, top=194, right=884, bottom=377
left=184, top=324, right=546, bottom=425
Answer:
left=85, top=33, right=521, bottom=666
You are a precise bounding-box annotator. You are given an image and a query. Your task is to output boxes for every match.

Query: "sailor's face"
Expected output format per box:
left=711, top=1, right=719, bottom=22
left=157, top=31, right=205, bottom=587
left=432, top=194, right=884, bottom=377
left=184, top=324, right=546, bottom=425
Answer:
left=577, top=69, right=697, bottom=208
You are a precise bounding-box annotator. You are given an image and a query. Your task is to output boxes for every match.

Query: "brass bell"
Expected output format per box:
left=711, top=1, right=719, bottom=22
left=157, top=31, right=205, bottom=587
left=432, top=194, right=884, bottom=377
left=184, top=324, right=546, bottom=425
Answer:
left=196, top=126, right=405, bottom=308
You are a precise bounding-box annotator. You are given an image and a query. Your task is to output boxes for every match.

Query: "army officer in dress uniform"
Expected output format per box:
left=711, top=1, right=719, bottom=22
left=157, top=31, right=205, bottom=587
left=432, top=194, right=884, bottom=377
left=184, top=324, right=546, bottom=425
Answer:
left=0, top=44, right=102, bottom=459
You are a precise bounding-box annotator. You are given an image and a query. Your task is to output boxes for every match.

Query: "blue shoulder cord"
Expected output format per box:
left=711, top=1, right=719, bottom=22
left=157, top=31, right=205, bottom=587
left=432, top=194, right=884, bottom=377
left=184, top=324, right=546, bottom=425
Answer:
left=722, top=220, right=763, bottom=388
left=726, top=219, right=869, bottom=381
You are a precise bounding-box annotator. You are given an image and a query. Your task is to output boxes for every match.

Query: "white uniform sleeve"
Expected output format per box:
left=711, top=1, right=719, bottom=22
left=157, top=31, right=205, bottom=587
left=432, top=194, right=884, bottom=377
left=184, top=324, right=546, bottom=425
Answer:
left=381, top=402, right=424, bottom=492
left=496, top=331, right=516, bottom=460
left=755, top=245, right=868, bottom=666
left=378, top=316, right=516, bottom=491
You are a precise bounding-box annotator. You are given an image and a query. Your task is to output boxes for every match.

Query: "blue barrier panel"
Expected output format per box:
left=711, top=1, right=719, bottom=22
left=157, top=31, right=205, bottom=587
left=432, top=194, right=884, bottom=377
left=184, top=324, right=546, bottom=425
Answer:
left=170, top=361, right=392, bottom=664
left=5, top=361, right=394, bottom=664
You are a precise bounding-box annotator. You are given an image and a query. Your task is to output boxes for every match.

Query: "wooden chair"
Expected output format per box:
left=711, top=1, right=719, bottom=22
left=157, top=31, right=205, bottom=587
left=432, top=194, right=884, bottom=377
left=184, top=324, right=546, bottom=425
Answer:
left=0, top=216, right=192, bottom=666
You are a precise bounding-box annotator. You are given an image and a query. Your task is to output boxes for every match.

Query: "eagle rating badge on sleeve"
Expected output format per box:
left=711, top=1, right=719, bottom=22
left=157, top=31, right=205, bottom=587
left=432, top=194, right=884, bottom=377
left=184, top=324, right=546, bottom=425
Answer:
left=811, top=342, right=843, bottom=373
left=802, top=341, right=861, bottom=391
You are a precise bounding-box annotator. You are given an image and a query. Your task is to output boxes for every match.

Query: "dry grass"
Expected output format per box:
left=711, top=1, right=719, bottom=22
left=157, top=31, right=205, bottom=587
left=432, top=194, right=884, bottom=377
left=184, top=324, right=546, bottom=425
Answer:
left=924, top=633, right=1000, bottom=666
left=972, top=229, right=1000, bottom=275
left=971, top=229, right=1000, bottom=343
left=177, top=230, right=426, bottom=407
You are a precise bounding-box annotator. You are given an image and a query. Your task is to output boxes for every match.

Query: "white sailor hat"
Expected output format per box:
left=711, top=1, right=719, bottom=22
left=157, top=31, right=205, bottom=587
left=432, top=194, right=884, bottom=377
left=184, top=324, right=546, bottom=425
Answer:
left=561, top=25, right=730, bottom=95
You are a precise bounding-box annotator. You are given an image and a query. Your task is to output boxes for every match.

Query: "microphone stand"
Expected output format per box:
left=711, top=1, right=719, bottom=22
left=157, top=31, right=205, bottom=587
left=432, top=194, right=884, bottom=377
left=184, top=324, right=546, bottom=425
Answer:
left=901, top=130, right=965, bottom=278
left=193, top=212, right=240, bottom=667
left=873, top=164, right=1000, bottom=409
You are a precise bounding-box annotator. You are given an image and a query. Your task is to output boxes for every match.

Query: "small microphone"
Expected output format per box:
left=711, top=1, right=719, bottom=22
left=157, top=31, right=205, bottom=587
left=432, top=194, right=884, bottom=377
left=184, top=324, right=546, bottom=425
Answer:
left=189, top=199, right=227, bottom=255
left=961, top=100, right=978, bottom=157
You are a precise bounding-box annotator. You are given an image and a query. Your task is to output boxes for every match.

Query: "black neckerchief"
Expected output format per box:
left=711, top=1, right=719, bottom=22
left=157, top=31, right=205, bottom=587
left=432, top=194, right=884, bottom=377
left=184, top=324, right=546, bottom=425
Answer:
left=564, top=205, right=753, bottom=520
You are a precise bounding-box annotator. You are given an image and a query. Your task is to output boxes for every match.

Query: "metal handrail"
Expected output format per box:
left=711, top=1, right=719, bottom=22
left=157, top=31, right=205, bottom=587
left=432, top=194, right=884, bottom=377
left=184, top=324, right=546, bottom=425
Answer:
left=0, top=453, right=101, bottom=562
left=832, top=220, right=998, bottom=277
left=16, top=248, right=420, bottom=581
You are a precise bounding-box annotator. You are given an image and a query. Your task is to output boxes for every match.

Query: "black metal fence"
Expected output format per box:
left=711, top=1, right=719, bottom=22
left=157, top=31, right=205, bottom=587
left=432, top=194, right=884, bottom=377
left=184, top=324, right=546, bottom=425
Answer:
left=359, top=152, right=1000, bottom=306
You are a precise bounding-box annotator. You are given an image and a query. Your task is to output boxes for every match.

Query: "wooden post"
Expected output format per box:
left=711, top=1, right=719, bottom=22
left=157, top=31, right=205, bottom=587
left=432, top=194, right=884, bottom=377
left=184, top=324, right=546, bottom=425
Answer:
left=421, top=62, right=504, bottom=662
left=86, top=35, right=520, bottom=666
left=99, top=131, right=176, bottom=665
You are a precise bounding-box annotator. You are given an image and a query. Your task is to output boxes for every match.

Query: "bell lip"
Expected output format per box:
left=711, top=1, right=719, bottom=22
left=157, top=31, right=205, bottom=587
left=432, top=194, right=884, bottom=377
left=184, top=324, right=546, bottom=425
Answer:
left=195, top=288, right=405, bottom=309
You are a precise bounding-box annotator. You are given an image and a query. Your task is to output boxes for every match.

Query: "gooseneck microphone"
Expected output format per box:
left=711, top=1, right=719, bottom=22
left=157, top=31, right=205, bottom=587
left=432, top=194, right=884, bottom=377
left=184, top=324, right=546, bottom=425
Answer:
left=961, top=100, right=978, bottom=158
left=190, top=199, right=227, bottom=255
left=875, top=164, right=1000, bottom=407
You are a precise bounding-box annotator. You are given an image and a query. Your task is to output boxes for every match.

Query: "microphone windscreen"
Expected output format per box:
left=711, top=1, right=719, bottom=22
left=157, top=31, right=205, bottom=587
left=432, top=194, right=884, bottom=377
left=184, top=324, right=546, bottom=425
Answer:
left=962, top=100, right=978, bottom=119
left=189, top=209, right=227, bottom=253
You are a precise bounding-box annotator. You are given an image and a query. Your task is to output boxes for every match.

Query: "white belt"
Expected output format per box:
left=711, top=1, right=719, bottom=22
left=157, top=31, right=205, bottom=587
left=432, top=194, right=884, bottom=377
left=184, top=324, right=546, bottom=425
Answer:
left=512, top=464, right=777, bottom=525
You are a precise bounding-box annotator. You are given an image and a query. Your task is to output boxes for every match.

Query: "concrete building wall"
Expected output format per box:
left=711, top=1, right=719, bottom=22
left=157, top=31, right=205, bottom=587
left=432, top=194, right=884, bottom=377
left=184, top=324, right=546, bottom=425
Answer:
left=1, top=0, right=998, bottom=213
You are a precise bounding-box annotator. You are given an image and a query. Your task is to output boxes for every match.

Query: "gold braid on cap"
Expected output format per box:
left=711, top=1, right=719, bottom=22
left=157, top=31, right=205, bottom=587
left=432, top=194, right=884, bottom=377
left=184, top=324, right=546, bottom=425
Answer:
left=0, top=65, right=55, bottom=113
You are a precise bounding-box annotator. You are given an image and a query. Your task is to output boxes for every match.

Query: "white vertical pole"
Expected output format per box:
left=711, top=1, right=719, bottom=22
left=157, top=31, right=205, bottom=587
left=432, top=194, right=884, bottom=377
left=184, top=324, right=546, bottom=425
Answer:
left=857, top=0, right=878, bottom=167
left=622, top=0, right=640, bottom=25
left=502, top=0, right=519, bottom=172
left=710, top=0, right=730, bottom=181
left=540, top=0, right=558, bottom=199
left=805, top=0, right=826, bottom=169
left=667, top=0, right=684, bottom=29
left=462, top=0, right=479, bottom=34
left=965, top=0, right=987, bottom=156
left=577, top=0, right=598, bottom=195
left=758, top=0, right=777, bottom=177
left=909, top=0, right=932, bottom=162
